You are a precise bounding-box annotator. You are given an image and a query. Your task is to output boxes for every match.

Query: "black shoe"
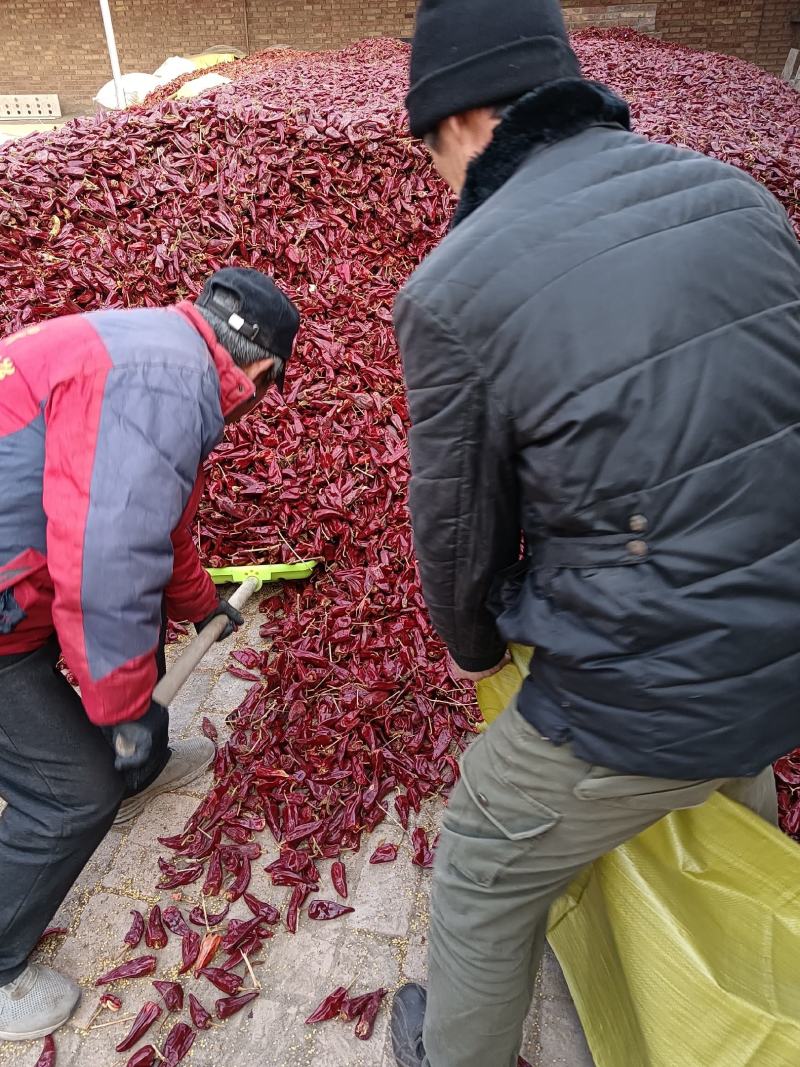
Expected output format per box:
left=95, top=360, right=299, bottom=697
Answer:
left=391, top=982, right=427, bottom=1067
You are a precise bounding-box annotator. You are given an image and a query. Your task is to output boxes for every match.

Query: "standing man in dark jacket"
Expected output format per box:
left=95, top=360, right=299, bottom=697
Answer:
left=389, top=3, right=800, bottom=1066
left=0, top=268, right=299, bottom=1040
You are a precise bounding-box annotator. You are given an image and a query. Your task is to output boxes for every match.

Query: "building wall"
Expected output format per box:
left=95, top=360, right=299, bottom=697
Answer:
left=1, top=0, right=796, bottom=114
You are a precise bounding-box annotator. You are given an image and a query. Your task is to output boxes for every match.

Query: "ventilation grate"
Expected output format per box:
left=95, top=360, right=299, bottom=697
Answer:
left=0, top=94, right=61, bottom=119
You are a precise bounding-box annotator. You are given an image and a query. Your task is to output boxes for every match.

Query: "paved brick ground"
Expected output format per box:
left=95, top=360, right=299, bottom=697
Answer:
left=0, top=604, right=594, bottom=1067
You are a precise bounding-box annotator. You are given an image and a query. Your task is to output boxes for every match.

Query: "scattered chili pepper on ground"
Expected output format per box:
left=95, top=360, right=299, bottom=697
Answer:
left=34, top=1035, right=55, bottom=1067
left=179, top=931, right=201, bottom=975
left=99, top=993, right=122, bottom=1012
left=412, top=827, right=435, bottom=868
left=144, top=905, right=168, bottom=950
left=158, top=862, right=204, bottom=890
left=286, top=884, right=312, bottom=934
left=215, top=990, right=260, bottom=1020
left=194, top=932, right=223, bottom=975
left=36, top=927, right=68, bottom=947
left=189, top=902, right=229, bottom=927
left=305, top=986, right=349, bottom=1024
left=122, top=910, right=145, bottom=950
left=242, top=892, right=280, bottom=924
left=115, top=1001, right=162, bottom=1052
left=189, top=993, right=214, bottom=1031
left=353, top=988, right=388, bottom=1040
left=307, top=900, right=354, bottom=921
left=152, top=980, right=184, bottom=1012
left=95, top=956, right=157, bottom=986
left=162, top=906, right=190, bottom=937
left=201, top=717, right=219, bottom=743
left=370, top=843, right=399, bottom=865
left=125, top=1049, right=156, bottom=1067
left=331, top=861, right=348, bottom=899
left=162, top=1021, right=196, bottom=1066
left=199, top=967, right=244, bottom=995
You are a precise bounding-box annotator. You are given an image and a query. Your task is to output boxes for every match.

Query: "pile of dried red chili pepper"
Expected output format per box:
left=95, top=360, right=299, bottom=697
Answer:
left=2, top=30, right=800, bottom=1063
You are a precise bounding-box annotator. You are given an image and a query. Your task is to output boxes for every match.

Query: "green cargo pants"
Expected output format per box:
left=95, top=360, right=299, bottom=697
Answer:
left=422, top=701, right=778, bottom=1067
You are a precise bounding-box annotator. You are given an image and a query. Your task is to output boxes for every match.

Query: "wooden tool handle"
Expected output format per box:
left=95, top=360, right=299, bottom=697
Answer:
left=152, top=578, right=259, bottom=707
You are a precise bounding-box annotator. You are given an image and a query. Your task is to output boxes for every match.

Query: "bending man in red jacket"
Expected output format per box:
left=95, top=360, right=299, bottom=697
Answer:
left=0, top=267, right=300, bottom=1040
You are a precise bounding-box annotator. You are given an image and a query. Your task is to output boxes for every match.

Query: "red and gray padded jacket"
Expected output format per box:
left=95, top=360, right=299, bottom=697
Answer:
left=0, top=301, right=256, bottom=726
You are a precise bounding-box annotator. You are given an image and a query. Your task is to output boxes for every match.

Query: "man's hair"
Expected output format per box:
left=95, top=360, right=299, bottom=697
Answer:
left=423, top=96, right=520, bottom=153
left=196, top=285, right=285, bottom=381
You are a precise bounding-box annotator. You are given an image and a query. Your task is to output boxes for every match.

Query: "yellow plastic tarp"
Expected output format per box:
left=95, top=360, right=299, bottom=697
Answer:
left=476, top=649, right=800, bottom=1067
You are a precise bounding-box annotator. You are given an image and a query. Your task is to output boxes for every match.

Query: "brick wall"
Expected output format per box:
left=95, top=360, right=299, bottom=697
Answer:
left=1, top=1, right=796, bottom=113
left=246, top=0, right=417, bottom=51
left=563, top=5, right=658, bottom=33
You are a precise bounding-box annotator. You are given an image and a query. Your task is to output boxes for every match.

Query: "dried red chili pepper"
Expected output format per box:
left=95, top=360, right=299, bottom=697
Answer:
left=194, top=932, right=223, bottom=975
left=162, top=906, right=190, bottom=937
left=36, top=927, right=68, bottom=947
left=224, top=853, right=252, bottom=902
left=122, top=910, right=145, bottom=950
left=199, top=967, right=244, bottom=995
left=153, top=980, right=184, bottom=1012
left=145, top=905, right=168, bottom=950
left=96, top=956, right=157, bottom=986
left=126, top=1049, right=157, bottom=1067
left=178, top=931, right=201, bottom=975
left=242, top=892, right=280, bottom=924
left=189, top=902, right=229, bottom=927
left=115, top=1001, right=162, bottom=1052
left=331, top=861, right=348, bottom=899
left=369, top=843, right=399, bottom=864
left=189, top=993, right=213, bottom=1031
left=34, top=1035, right=55, bottom=1067
left=307, top=900, right=354, bottom=921
left=305, top=986, right=348, bottom=1024
left=517, top=1058, right=534, bottom=1067
left=411, top=827, right=435, bottom=868
left=99, top=993, right=122, bottom=1011
left=158, top=863, right=204, bottom=890
left=203, top=850, right=224, bottom=897
left=353, top=988, right=387, bottom=1040
left=162, top=1021, right=196, bottom=1065
left=215, top=990, right=260, bottom=1020
left=201, top=717, right=219, bottom=742
left=286, top=884, right=312, bottom=934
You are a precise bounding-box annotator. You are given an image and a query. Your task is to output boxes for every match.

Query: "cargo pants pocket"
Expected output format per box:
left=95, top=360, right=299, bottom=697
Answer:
left=573, top=766, right=723, bottom=812
left=439, top=732, right=561, bottom=889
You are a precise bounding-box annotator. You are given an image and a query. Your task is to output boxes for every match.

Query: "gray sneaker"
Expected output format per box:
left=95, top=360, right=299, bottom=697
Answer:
left=0, top=964, right=80, bottom=1040
left=391, top=983, right=427, bottom=1067
left=113, top=736, right=215, bottom=827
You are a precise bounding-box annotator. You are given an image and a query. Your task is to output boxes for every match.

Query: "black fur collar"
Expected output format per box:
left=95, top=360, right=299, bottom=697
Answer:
left=453, top=79, right=631, bottom=227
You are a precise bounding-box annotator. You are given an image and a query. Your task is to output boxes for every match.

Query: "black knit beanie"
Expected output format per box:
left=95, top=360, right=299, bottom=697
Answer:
left=406, top=0, right=581, bottom=138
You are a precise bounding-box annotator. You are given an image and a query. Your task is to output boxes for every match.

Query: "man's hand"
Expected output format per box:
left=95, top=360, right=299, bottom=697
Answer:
left=195, top=598, right=244, bottom=642
left=448, top=651, right=512, bottom=683
left=110, top=700, right=166, bottom=771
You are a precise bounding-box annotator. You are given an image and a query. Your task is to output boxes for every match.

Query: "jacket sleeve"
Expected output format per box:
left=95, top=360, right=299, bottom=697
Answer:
left=43, top=366, right=208, bottom=726
left=394, top=294, right=520, bottom=671
left=163, top=473, right=218, bottom=624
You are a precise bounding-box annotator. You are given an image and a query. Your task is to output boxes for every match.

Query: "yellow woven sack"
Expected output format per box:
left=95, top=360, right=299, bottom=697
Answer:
left=189, top=52, right=236, bottom=71
left=548, top=793, right=800, bottom=1066
left=474, top=644, right=533, bottom=730
left=476, top=647, right=800, bottom=1066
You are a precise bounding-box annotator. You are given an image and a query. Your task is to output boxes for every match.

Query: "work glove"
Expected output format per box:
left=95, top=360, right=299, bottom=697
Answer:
left=195, top=597, right=244, bottom=641
left=109, top=699, right=167, bottom=771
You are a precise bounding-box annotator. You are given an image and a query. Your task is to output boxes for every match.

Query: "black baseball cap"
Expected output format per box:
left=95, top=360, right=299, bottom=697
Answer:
left=199, top=267, right=300, bottom=389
